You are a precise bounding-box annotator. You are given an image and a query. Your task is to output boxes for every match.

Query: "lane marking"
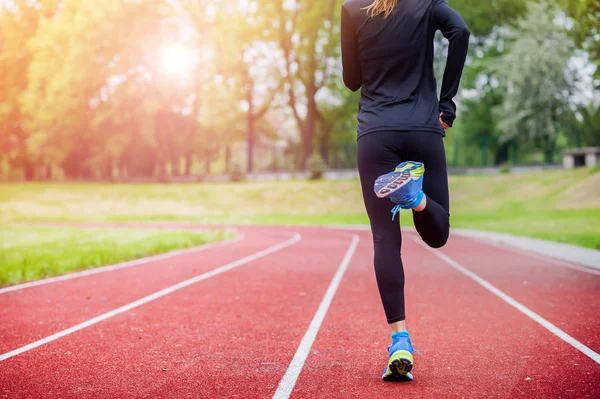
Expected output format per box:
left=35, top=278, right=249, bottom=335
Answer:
left=272, top=234, right=359, bottom=399
left=468, top=238, right=600, bottom=276
left=411, top=237, right=600, bottom=365
left=0, top=233, right=301, bottom=362
left=452, top=229, right=600, bottom=270
left=323, top=225, right=600, bottom=274
left=0, top=232, right=245, bottom=295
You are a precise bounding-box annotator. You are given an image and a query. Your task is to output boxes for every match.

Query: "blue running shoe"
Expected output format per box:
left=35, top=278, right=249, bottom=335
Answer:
left=382, top=331, right=416, bottom=382
left=373, top=161, right=425, bottom=220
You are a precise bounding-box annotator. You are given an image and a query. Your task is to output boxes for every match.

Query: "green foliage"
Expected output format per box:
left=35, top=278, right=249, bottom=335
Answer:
left=494, top=2, right=576, bottom=163
left=554, top=0, right=600, bottom=81
left=0, top=0, right=62, bottom=179
left=271, top=0, right=343, bottom=168
left=0, top=0, right=597, bottom=179
left=498, top=163, right=512, bottom=173
left=457, top=89, right=506, bottom=165
left=450, top=0, right=529, bottom=38
left=562, top=103, right=600, bottom=148
left=0, top=0, right=255, bottom=180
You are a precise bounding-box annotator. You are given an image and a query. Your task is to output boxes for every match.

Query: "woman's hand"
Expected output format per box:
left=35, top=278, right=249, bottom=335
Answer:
left=439, top=112, right=450, bottom=130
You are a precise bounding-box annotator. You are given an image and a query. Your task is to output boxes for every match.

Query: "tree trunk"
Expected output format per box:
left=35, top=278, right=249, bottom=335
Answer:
left=302, top=112, right=317, bottom=170
left=24, top=162, right=35, bottom=181
left=104, top=158, right=112, bottom=181
left=247, top=91, right=255, bottom=173
left=205, top=155, right=211, bottom=175
left=320, top=131, right=329, bottom=165
left=301, top=80, right=318, bottom=170
left=172, top=158, right=181, bottom=177
left=225, top=145, right=232, bottom=173
left=544, top=150, right=553, bottom=165
left=184, top=152, right=193, bottom=176
left=271, top=145, right=278, bottom=172
left=157, top=162, right=167, bottom=182
left=154, top=109, right=170, bottom=182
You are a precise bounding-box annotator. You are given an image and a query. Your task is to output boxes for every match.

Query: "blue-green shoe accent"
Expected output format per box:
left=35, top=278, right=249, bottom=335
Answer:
left=382, top=331, right=418, bottom=382
left=373, top=161, right=425, bottom=220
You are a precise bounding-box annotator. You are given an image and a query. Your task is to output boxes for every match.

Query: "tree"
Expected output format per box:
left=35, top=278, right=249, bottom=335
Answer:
left=20, top=0, right=191, bottom=179
left=450, top=0, right=529, bottom=39
left=212, top=2, right=281, bottom=173
left=459, top=90, right=506, bottom=166
left=274, top=0, right=340, bottom=170
left=494, top=2, right=576, bottom=163
left=554, top=0, right=600, bottom=82
left=0, top=0, right=61, bottom=179
left=317, top=84, right=359, bottom=167
left=562, top=102, right=600, bottom=147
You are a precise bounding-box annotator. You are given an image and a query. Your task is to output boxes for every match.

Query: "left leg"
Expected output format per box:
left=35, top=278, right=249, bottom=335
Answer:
left=357, top=132, right=408, bottom=328
left=404, top=132, right=450, bottom=248
left=358, top=132, right=417, bottom=382
left=373, top=132, right=450, bottom=248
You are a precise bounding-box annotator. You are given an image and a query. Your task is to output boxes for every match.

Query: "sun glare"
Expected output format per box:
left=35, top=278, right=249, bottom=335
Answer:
left=159, top=44, right=197, bottom=77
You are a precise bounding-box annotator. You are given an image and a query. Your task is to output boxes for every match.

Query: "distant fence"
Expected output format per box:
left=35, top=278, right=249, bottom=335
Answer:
left=0, top=164, right=568, bottom=183
left=143, top=164, right=567, bottom=183
left=0, top=136, right=571, bottom=182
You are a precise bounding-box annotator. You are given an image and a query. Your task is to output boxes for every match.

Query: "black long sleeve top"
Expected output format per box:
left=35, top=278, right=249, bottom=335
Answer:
left=341, top=0, right=470, bottom=138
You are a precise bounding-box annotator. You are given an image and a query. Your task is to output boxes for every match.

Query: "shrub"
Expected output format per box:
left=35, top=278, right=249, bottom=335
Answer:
left=230, top=164, right=246, bottom=182
left=498, top=163, right=511, bottom=174
left=308, top=153, right=327, bottom=180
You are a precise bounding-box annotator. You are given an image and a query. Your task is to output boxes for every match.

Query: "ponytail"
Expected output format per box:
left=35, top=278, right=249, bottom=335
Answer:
left=363, top=0, right=399, bottom=18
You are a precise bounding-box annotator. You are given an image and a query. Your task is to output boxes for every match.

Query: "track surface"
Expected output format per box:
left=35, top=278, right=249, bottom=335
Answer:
left=1, top=224, right=599, bottom=398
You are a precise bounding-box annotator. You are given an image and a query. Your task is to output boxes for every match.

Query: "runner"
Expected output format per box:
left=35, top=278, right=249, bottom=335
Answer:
left=341, top=0, right=470, bottom=381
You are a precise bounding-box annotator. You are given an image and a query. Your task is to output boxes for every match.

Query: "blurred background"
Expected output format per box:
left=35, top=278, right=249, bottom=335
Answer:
left=0, top=0, right=598, bottom=181
left=1, top=0, right=599, bottom=286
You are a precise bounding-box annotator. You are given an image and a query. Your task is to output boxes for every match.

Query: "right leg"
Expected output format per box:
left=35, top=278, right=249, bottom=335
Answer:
left=357, top=132, right=407, bottom=327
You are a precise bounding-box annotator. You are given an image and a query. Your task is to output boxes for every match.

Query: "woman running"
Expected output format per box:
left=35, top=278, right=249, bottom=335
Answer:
left=341, top=0, right=470, bottom=381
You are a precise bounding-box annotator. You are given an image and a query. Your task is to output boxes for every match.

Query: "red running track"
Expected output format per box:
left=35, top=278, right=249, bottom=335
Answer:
left=1, top=225, right=599, bottom=398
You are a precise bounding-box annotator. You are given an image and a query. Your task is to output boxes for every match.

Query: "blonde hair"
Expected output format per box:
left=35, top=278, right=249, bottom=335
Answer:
left=363, top=0, right=399, bottom=18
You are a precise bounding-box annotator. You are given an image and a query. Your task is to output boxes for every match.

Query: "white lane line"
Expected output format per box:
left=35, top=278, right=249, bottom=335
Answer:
left=451, top=229, right=600, bottom=270
left=0, top=233, right=301, bottom=362
left=468, top=238, right=600, bottom=276
left=322, top=225, right=600, bottom=274
left=411, top=237, right=600, bottom=365
left=272, top=234, right=359, bottom=399
left=0, top=232, right=245, bottom=295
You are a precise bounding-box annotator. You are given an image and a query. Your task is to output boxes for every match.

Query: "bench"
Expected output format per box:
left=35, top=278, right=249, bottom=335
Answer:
left=563, top=147, right=600, bottom=169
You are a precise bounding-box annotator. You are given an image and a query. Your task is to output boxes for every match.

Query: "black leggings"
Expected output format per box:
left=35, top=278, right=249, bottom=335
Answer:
left=357, top=131, right=450, bottom=323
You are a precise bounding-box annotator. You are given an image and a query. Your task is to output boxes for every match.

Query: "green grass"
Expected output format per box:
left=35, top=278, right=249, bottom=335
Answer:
left=0, top=167, right=598, bottom=249
left=0, top=227, right=231, bottom=286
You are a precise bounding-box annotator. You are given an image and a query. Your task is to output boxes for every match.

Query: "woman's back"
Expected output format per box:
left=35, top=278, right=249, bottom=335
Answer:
left=341, top=0, right=469, bottom=138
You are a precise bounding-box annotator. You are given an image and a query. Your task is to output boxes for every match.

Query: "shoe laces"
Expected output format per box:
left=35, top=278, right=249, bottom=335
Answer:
left=387, top=344, right=423, bottom=357
left=391, top=204, right=401, bottom=221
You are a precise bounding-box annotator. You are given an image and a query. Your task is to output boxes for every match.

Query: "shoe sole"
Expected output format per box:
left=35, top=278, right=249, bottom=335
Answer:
left=382, top=350, right=414, bottom=382
left=375, top=161, right=424, bottom=200
left=375, top=171, right=412, bottom=199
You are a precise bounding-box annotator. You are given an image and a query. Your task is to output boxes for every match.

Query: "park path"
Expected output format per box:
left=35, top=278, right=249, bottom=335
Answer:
left=1, top=224, right=598, bottom=398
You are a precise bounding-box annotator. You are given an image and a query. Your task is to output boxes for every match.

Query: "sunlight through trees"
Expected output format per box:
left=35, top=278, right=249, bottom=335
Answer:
left=0, top=0, right=597, bottom=180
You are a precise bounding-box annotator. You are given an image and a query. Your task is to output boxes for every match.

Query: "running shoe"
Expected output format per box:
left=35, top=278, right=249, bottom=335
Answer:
left=382, top=331, right=416, bottom=382
left=373, top=161, right=425, bottom=220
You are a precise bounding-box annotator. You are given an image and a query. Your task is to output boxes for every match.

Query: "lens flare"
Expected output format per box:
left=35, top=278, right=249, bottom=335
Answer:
left=158, top=44, right=197, bottom=77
